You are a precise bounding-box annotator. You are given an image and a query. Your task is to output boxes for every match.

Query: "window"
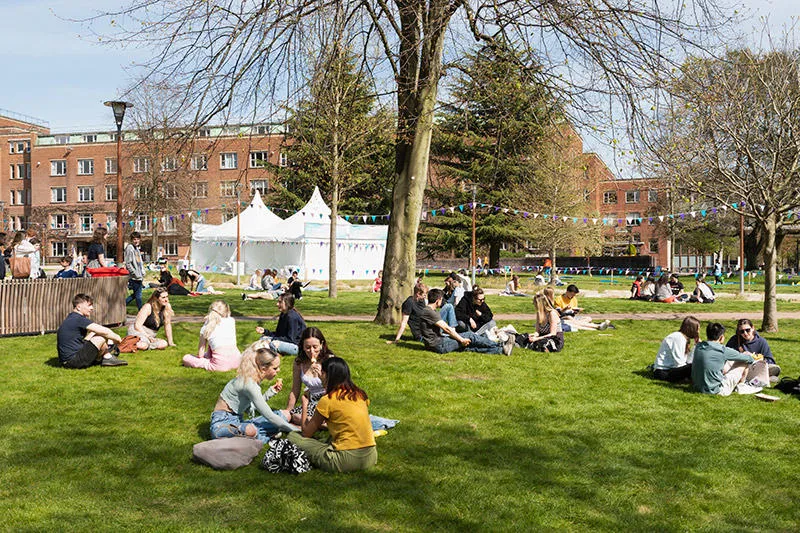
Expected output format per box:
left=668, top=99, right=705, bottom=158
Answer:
left=220, top=181, right=237, bottom=197
left=253, top=125, right=270, bottom=135
left=249, top=151, right=270, bottom=168
left=161, top=157, right=178, bottom=171
left=11, top=216, right=27, bottom=231
left=78, top=213, right=94, bottom=233
left=164, top=182, right=178, bottom=199
left=8, top=165, right=12, bottom=180
left=52, top=242, right=68, bottom=257
left=626, top=213, right=641, bottom=226
left=51, top=160, right=67, bottom=176
left=133, top=185, right=150, bottom=200
left=83, top=134, right=97, bottom=143
left=135, top=214, right=151, bottom=232
left=625, top=190, right=640, bottom=203
left=110, top=133, right=119, bottom=142
left=78, top=186, right=95, bottom=202
left=78, top=159, right=94, bottom=175
left=194, top=211, right=208, bottom=223
left=198, top=128, right=211, bottom=138
left=192, top=182, right=208, bottom=198
left=51, top=214, right=68, bottom=229
left=105, top=158, right=117, bottom=174
left=10, top=190, right=26, bottom=205
left=279, top=150, right=288, bottom=167
left=163, top=239, right=179, bottom=256
left=250, top=179, right=268, bottom=196
left=163, top=215, right=178, bottom=233
left=105, top=185, right=118, bottom=201
left=191, top=154, right=207, bottom=171
left=602, top=191, right=617, bottom=204
left=51, top=187, right=67, bottom=203
left=55, top=135, right=70, bottom=145
left=649, top=239, right=659, bottom=253
left=648, top=189, right=658, bottom=203
left=12, top=163, right=29, bottom=179
left=220, top=152, right=238, bottom=170
left=221, top=211, right=236, bottom=223
left=106, top=213, right=116, bottom=231
left=133, top=157, right=150, bottom=173
left=9, top=140, right=29, bottom=153
left=222, top=126, right=239, bottom=136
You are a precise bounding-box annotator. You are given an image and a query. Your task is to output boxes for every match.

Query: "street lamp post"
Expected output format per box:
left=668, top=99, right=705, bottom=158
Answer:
left=0, top=200, right=5, bottom=232
left=104, top=100, right=133, bottom=262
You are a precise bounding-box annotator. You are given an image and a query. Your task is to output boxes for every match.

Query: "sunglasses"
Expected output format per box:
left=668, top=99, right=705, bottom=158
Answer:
left=738, top=327, right=753, bottom=334
left=476, top=297, right=485, bottom=302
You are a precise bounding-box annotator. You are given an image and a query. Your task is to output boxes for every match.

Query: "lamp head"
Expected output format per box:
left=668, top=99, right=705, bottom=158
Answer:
left=104, top=101, right=133, bottom=129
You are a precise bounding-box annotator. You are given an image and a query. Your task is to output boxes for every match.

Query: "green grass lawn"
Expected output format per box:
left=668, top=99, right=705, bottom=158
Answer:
left=3, top=316, right=800, bottom=530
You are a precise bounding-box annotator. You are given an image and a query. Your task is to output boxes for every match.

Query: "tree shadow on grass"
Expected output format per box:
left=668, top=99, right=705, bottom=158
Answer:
left=632, top=369, right=694, bottom=392
left=44, top=357, right=62, bottom=368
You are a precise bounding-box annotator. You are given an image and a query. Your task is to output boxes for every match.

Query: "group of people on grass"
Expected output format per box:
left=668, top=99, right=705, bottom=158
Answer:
left=388, top=277, right=613, bottom=356
left=631, top=273, right=716, bottom=304
left=653, top=316, right=780, bottom=395
left=56, top=289, right=376, bottom=473
left=243, top=269, right=305, bottom=301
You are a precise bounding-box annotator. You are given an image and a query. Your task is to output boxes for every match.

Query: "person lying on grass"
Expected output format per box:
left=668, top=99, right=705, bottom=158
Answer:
left=544, top=287, right=611, bottom=331
left=652, top=316, right=700, bottom=382
left=691, top=322, right=763, bottom=396
left=513, top=293, right=564, bottom=353
left=182, top=300, right=242, bottom=371
left=282, top=327, right=334, bottom=425
left=417, top=288, right=514, bottom=355
left=57, top=293, right=127, bottom=368
left=726, top=318, right=781, bottom=380
left=210, top=341, right=298, bottom=444
left=127, top=288, right=176, bottom=350
left=254, top=293, right=306, bottom=355
left=287, top=357, right=377, bottom=473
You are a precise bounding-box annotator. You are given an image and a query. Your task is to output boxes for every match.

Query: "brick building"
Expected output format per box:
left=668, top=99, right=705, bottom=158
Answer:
left=1, top=110, right=288, bottom=262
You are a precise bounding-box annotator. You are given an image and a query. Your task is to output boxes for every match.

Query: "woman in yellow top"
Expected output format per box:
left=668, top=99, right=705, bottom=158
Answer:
left=288, top=357, right=377, bottom=473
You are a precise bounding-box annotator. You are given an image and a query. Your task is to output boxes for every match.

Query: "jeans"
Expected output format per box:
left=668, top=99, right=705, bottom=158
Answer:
left=439, top=303, right=458, bottom=328
left=210, top=409, right=286, bottom=444
left=269, top=339, right=299, bottom=355
left=126, top=278, right=144, bottom=309
left=474, top=320, right=496, bottom=336
left=196, top=278, right=207, bottom=293
left=433, top=331, right=502, bottom=354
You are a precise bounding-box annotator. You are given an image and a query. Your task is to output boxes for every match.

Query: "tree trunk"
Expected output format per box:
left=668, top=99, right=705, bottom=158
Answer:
left=549, top=245, right=557, bottom=284
left=744, top=225, right=763, bottom=270
left=488, top=243, right=500, bottom=269
left=150, top=214, right=159, bottom=259
left=329, top=167, right=339, bottom=298
left=761, top=212, right=779, bottom=332
left=375, top=4, right=451, bottom=325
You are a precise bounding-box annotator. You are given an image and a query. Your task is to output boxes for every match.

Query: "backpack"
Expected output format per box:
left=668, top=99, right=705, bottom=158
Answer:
left=260, top=439, right=312, bottom=474
left=775, top=377, right=800, bottom=395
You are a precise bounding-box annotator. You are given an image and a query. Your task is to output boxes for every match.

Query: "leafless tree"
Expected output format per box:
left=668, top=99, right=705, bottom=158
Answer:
left=85, top=0, right=733, bottom=323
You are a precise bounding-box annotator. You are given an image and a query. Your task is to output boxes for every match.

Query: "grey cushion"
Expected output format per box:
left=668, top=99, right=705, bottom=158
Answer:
left=192, top=437, right=264, bottom=470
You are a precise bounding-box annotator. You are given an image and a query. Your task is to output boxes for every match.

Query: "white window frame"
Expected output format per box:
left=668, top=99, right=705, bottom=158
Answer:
left=602, top=191, right=617, bottom=204
left=51, top=214, right=68, bottom=229
left=135, top=213, right=151, bottom=232
left=77, top=159, right=94, bottom=175
left=221, top=211, right=236, bottom=223
left=192, top=181, right=208, bottom=198
left=163, top=215, right=178, bottom=233
left=191, top=154, right=208, bottom=171
left=55, top=135, right=70, bottom=145
left=163, top=239, right=179, bottom=256
left=51, top=187, right=67, bottom=203
left=648, top=189, right=658, bottom=203
left=220, top=152, right=238, bottom=170
left=249, top=151, right=270, bottom=168
left=279, top=150, right=288, bottom=167
left=83, top=134, right=97, bottom=143
left=220, top=181, right=237, bottom=197
left=52, top=241, right=68, bottom=257
left=51, top=160, right=67, bottom=176
left=625, top=190, right=640, bottom=204
left=164, top=182, right=178, bottom=199
left=649, top=239, right=659, bottom=253
left=626, top=212, right=642, bottom=227
left=105, top=158, right=117, bottom=174
left=133, top=157, right=150, bottom=174
left=133, top=185, right=150, bottom=200
left=78, top=186, right=95, bottom=203
left=106, top=213, right=117, bottom=231
left=161, top=156, right=178, bottom=172
left=79, top=213, right=94, bottom=234
left=198, top=128, right=211, bottom=138
left=105, top=185, right=118, bottom=201
left=250, top=179, right=268, bottom=196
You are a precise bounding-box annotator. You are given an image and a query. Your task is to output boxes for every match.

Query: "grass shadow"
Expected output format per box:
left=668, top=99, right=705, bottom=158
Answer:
left=44, top=357, right=62, bottom=368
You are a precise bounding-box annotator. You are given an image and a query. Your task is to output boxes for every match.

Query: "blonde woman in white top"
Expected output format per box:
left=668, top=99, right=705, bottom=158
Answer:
left=182, top=300, right=242, bottom=371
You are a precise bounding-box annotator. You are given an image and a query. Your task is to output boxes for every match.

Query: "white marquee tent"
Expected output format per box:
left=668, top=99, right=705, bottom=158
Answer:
left=190, top=188, right=387, bottom=280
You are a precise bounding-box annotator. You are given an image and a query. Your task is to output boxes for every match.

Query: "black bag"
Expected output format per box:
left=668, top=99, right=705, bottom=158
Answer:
left=775, top=377, right=800, bottom=395
left=260, top=439, right=312, bottom=474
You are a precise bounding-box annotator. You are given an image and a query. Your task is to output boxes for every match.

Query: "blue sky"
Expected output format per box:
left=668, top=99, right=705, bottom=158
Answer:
left=0, top=0, right=798, bottom=174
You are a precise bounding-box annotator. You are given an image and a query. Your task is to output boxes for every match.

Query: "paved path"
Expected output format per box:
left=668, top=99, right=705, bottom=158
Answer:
left=150, top=311, right=800, bottom=325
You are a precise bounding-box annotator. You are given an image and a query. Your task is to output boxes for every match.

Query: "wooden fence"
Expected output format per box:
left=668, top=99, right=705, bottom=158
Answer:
left=0, top=277, right=127, bottom=336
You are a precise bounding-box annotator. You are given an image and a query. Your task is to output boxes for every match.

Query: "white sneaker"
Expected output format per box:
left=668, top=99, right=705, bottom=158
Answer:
left=496, top=330, right=509, bottom=343
left=502, top=335, right=515, bottom=356
left=599, top=320, right=610, bottom=330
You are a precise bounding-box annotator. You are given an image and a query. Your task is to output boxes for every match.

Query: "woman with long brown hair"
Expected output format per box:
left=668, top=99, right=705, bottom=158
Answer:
left=514, top=293, right=564, bottom=352
left=652, top=316, right=700, bottom=382
left=87, top=227, right=109, bottom=268
left=282, top=327, right=334, bottom=424
left=128, top=287, right=176, bottom=350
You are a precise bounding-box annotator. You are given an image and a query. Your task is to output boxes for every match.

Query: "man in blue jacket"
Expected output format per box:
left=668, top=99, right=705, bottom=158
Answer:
left=692, top=322, right=759, bottom=396
left=726, top=318, right=780, bottom=381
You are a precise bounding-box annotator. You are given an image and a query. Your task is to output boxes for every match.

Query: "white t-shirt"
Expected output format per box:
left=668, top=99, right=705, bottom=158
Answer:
left=654, top=331, right=693, bottom=370
left=202, top=316, right=238, bottom=351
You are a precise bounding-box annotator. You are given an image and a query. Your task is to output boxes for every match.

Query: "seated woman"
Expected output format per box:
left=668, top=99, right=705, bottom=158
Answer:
left=514, top=293, right=564, bottom=352
left=652, top=316, right=700, bottom=382
left=640, top=276, right=657, bottom=301
left=689, top=275, right=716, bottom=303
left=255, top=293, right=306, bottom=355
left=372, top=270, right=383, bottom=292
left=261, top=268, right=281, bottom=291
left=544, top=287, right=611, bottom=331
left=210, top=341, right=298, bottom=444
left=630, top=275, right=644, bottom=300
left=726, top=318, right=780, bottom=379
left=653, top=274, right=676, bottom=303
left=288, top=357, right=377, bottom=472
left=127, top=288, right=176, bottom=350
left=182, top=300, right=242, bottom=371
left=501, top=274, right=527, bottom=296
left=246, top=269, right=263, bottom=290
left=282, top=327, right=334, bottom=424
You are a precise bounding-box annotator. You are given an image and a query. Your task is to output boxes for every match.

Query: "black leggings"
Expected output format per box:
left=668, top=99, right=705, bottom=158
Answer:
left=653, top=365, right=692, bottom=383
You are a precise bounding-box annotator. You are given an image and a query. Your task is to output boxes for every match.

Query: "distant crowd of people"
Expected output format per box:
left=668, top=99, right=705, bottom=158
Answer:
left=630, top=273, right=716, bottom=304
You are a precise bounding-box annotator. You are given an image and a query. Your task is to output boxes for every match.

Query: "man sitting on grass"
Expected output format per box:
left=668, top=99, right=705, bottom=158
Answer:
left=691, top=322, right=760, bottom=396
left=418, top=289, right=514, bottom=355
left=57, top=293, right=127, bottom=368
left=387, top=282, right=428, bottom=344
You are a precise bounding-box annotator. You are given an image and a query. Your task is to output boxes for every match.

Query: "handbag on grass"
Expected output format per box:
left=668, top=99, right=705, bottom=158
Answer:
left=260, top=439, right=312, bottom=474
left=10, top=250, right=31, bottom=279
